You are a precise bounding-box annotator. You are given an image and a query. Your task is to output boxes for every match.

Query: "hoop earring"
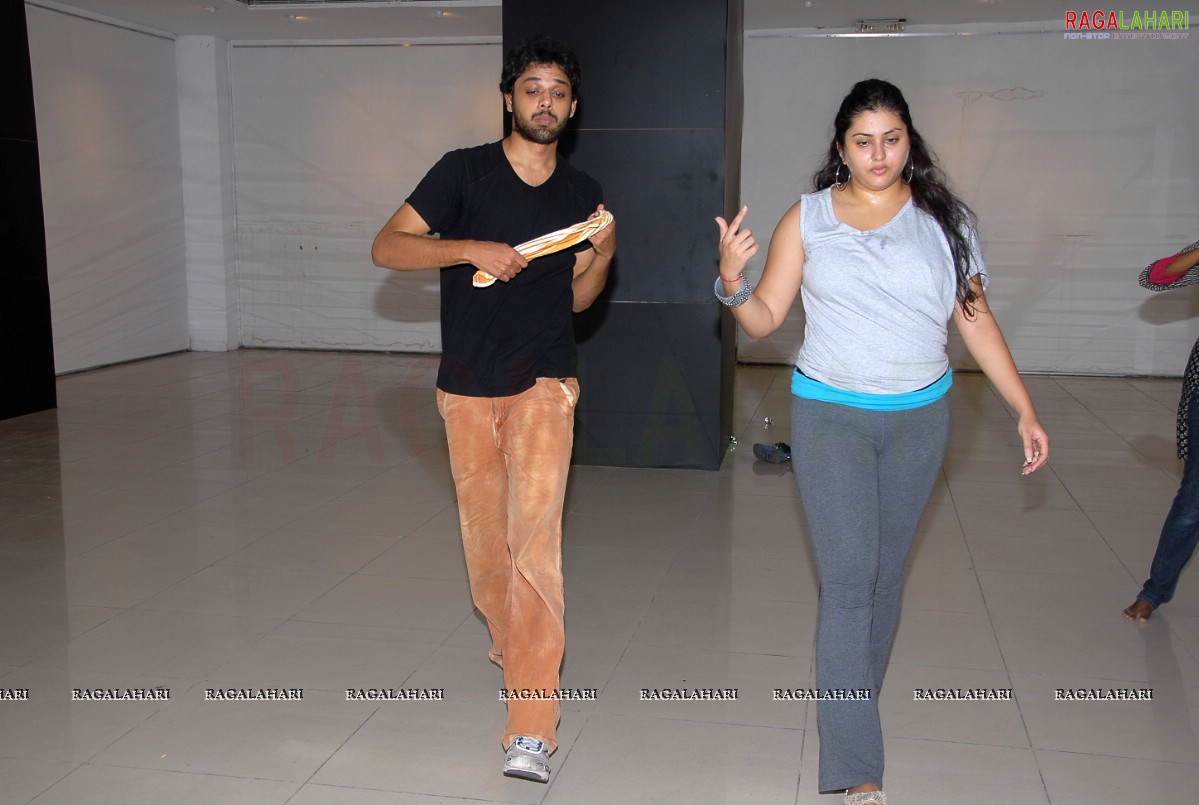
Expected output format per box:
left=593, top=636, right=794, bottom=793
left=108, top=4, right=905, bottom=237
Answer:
left=834, top=161, right=850, bottom=189
left=902, top=160, right=915, bottom=184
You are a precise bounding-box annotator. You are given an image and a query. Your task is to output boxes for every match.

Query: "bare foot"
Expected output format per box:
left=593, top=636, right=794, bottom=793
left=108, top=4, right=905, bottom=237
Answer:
left=1122, top=599, right=1154, bottom=622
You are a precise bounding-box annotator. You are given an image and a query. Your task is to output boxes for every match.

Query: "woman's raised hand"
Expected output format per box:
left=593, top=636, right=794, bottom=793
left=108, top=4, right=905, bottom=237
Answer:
left=715, top=206, right=759, bottom=281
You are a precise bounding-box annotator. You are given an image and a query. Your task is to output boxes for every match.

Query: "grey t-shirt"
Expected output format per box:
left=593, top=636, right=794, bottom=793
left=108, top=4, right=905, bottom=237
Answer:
left=796, top=187, right=987, bottom=394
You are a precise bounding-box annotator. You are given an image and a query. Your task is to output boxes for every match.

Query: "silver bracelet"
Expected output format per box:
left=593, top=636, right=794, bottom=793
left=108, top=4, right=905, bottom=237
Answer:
left=714, top=274, right=754, bottom=308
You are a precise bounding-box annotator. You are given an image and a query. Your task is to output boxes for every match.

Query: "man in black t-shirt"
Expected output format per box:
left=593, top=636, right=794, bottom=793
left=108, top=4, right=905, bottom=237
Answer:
left=371, top=37, right=615, bottom=783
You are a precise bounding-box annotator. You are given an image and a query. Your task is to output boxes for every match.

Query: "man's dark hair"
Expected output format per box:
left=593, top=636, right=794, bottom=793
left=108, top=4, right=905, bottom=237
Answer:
left=499, top=36, right=581, bottom=99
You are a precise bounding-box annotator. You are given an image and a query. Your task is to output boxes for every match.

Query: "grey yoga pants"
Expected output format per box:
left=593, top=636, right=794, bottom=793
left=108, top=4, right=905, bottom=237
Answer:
left=791, top=394, right=951, bottom=793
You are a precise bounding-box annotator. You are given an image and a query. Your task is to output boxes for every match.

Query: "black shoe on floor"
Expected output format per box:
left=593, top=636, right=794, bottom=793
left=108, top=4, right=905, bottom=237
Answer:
left=753, top=442, right=791, bottom=463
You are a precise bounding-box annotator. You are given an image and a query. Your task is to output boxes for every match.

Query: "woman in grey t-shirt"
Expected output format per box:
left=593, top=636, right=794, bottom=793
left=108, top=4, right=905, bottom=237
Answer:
left=714, top=79, right=1049, bottom=805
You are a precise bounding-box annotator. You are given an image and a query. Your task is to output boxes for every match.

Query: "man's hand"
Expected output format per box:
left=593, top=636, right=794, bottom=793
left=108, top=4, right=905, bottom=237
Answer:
left=468, top=241, right=529, bottom=282
left=572, top=204, right=615, bottom=311
left=587, top=204, right=616, bottom=259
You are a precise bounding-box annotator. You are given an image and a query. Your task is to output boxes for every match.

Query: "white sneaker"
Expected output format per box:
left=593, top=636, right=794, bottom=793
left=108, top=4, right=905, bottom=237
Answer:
left=503, top=736, right=550, bottom=782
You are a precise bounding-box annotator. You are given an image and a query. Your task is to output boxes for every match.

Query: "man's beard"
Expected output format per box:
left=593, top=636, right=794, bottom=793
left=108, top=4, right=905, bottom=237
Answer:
left=512, top=110, right=566, bottom=144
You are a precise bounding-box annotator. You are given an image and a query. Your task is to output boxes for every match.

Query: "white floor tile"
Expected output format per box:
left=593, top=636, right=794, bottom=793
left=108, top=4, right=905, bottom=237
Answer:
left=875, top=664, right=1026, bottom=747
left=1012, top=672, right=1199, bottom=762
left=0, top=758, right=79, bottom=805
left=288, top=787, right=494, bottom=805
left=991, top=614, right=1199, bottom=684
left=204, top=625, right=439, bottom=694
left=311, top=704, right=576, bottom=803
left=218, top=528, right=398, bottom=574
left=888, top=610, right=1006, bottom=671
left=544, top=713, right=803, bottom=805
left=92, top=686, right=375, bottom=782
left=594, top=644, right=808, bottom=729
left=23, top=608, right=281, bottom=679
left=135, top=564, right=348, bottom=619
left=291, top=573, right=472, bottom=631
left=27, top=765, right=300, bottom=805
left=0, top=667, right=176, bottom=764
left=3, top=352, right=1199, bottom=803
left=1037, top=748, right=1199, bottom=805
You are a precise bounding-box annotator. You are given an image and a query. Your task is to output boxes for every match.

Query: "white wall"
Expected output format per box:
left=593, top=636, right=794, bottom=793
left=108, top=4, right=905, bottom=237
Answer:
left=27, top=6, right=188, bottom=374
left=28, top=9, right=1198, bottom=377
left=28, top=3, right=497, bottom=372
left=738, top=29, right=1199, bottom=375
left=178, top=35, right=239, bottom=353
left=230, top=42, right=501, bottom=352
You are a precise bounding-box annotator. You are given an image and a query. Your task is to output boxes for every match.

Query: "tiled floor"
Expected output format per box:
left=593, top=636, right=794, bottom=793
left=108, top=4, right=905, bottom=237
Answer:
left=2, top=349, right=1199, bottom=804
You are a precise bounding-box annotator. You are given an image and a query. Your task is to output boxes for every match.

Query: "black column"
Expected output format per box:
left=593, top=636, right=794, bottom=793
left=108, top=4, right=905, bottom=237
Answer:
left=504, top=0, right=743, bottom=469
left=1, top=0, right=56, bottom=420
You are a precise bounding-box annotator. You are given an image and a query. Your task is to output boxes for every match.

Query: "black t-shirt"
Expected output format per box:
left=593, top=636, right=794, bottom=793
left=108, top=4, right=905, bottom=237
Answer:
left=406, top=141, right=603, bottom=397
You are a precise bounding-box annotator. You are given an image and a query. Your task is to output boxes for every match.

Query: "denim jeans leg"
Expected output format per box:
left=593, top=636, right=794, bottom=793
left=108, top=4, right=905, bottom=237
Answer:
left=1139, top=447, right=1199, bottom=608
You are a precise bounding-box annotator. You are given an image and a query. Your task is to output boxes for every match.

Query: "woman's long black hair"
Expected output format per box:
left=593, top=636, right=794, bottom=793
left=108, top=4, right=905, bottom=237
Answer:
left=813, top=79, right=979, bottom=315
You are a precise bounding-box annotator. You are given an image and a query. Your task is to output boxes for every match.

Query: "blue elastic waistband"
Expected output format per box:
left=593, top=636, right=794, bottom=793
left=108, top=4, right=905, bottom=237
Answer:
left=791, top=368, right=952, bottom=411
